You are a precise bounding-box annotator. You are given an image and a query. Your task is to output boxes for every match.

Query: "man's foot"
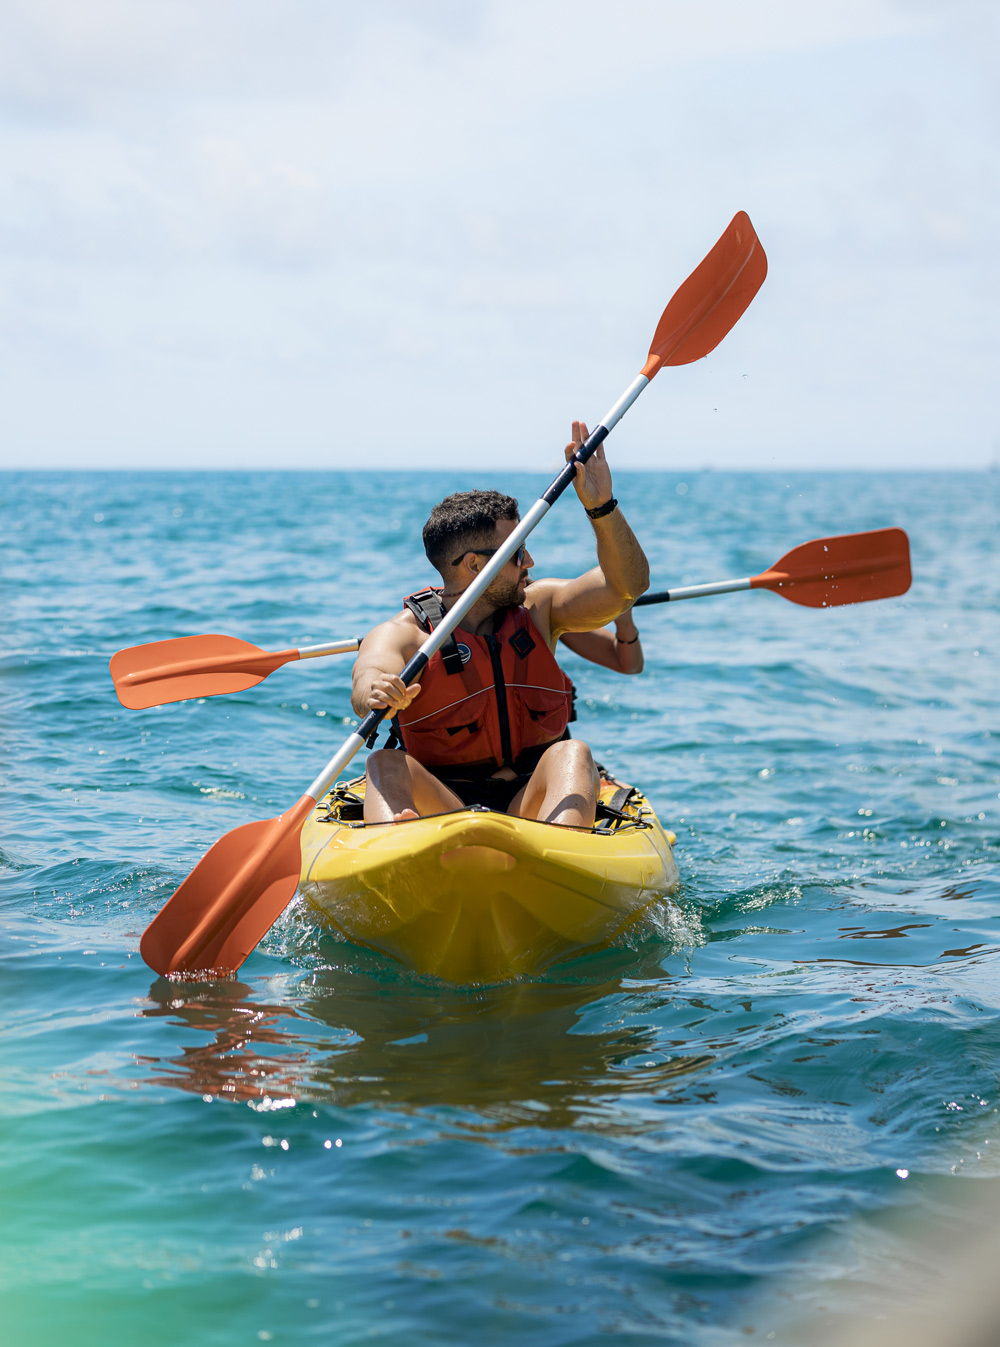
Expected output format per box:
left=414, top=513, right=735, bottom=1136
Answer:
left=392, top=808, right=419, bottom=823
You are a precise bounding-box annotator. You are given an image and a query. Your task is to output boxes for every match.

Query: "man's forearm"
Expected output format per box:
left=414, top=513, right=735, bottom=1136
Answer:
left=351, top=665, right=386, bottom=718
left=591, top=507, right=650, bottom=604
left=350, top=675, right=372, bottom=718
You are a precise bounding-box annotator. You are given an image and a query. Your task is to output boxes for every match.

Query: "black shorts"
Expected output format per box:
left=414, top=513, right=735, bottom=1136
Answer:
left=438, top=773, right=532, bottom=813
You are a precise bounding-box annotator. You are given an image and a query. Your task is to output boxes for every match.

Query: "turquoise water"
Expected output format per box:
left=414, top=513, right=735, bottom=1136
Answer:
left=1, top=469, right=998, bottom=1345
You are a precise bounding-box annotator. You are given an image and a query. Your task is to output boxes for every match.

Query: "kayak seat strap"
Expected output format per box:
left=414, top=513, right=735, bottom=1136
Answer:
left=606, top=786, right=638, bottom=815
left=594, top=785, right=641, bottom=830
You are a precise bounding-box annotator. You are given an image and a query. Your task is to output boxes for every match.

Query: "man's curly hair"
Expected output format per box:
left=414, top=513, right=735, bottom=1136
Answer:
left=422, top=490, right=519, bottom=574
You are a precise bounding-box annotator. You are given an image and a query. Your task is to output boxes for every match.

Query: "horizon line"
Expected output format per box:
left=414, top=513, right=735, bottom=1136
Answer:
left=2, top=465, right=997, bottom=476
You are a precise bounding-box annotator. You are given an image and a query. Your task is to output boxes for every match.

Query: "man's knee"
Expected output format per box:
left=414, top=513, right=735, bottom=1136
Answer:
left=366, top=748, right=409, bottom=781
left=543, top=739, right=595, bottom=772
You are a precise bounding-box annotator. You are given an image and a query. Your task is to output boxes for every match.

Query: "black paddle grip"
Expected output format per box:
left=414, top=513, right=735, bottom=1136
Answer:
left=541, top=425, right=609, bottom=504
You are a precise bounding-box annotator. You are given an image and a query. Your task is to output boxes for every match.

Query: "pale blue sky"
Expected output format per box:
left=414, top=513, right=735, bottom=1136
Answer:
left=0, top=0, right=996, bottom=470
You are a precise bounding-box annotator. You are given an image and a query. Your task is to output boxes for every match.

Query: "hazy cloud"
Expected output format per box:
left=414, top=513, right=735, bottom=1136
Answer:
left=0, top=1, right=995, bottom=469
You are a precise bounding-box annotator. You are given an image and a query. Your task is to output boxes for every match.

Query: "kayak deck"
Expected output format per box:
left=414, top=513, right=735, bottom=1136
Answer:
left=298, top=776, right=679, bottom=984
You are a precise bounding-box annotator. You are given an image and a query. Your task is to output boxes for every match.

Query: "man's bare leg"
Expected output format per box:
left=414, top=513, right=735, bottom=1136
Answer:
left=509, top=740, right=599, bottom=828
left=364, top=749, right=466, bottom=823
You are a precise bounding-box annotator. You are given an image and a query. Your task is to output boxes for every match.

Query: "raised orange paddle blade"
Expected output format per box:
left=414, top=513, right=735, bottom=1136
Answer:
left=111, top=635, right=296, bottom=710
left=642, top=211, right=767, bottom=378
left=752, top=528, right=912, bottom=608
left=140, top=794, right=315, bottom=976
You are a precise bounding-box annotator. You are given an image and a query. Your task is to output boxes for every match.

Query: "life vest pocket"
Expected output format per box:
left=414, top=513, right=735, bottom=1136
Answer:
left=509, top=683, right=573, bottom=749
left=398, top=689, right=498, bottom=768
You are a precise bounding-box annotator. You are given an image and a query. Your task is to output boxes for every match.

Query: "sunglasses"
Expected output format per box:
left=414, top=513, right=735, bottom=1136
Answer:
left=451, top=544, right=527, bottom=568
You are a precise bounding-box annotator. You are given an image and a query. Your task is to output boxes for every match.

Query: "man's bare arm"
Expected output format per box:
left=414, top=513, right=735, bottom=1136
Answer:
left=548, top=513, right=649, bottom=638
left=351, top=616, right=423, bottom=719
left=560, top=609, right=644, bottom=674
left=531, top=423, right=649, bottom=641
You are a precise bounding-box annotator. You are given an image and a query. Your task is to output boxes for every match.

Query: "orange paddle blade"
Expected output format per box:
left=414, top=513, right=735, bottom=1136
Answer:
left=752, top=528, right=912, bottom=608
left=642, top=211, right=767, bottom=378
left=140, top=795, right=316, bottom=977
left=111, top=634, right=296, bottom=710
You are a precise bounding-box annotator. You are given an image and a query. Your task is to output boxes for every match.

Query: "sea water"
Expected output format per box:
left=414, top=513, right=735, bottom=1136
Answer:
left=1, top=469, right=998, bottom=1345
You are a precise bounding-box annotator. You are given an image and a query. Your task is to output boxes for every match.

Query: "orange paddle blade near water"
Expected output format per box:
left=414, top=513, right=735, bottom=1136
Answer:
left=139, top=794, right=316, bottom=977
left=642, top=211, right=768, bottom=377
left=752, top=528, right=912, bottom=608
left=110, top=634, right=297, bottom=710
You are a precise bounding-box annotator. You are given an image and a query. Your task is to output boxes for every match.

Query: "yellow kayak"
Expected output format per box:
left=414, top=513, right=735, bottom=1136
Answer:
left=298, top=775, right=679, bottom=984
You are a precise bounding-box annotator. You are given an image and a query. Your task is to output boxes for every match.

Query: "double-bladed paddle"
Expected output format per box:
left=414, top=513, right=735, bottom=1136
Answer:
left=113, top=529, right=911, bottom=712
left=634, top=527, right=911, bottom=610
left=110, top=634, right=361, bottom=710
left=139, top=209, right=768, bottom=978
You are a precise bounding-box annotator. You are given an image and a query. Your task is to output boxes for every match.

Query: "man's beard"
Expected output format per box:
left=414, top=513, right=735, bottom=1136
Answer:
left=482, top=573, right=525, bottom=609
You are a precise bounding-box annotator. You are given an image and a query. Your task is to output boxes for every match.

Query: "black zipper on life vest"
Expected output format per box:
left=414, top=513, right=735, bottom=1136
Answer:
left=485, top=634, right=512, bottom=767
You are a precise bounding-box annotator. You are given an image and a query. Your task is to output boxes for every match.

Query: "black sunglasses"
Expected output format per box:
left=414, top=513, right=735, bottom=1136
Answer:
left=451, top=544, right=527, bottom=568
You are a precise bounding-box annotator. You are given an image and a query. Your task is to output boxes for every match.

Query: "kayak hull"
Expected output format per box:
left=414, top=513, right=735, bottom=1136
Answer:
left=298, top=778, right=679, bottom=983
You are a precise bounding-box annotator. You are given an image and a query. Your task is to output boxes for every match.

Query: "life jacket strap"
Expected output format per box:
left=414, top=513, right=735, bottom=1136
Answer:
left=403, top=587, right=465, bottom=676
left=365, top=717, right=405, bottom=752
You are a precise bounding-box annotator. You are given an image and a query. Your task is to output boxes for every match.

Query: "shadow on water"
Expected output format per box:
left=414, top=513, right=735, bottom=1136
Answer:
left=138, top=955, right=714, bottom=1134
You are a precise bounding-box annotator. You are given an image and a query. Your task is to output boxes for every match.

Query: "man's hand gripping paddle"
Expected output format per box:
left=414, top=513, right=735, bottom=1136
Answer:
left=139, top=210, right=768, bottom=978
left=634, top=529, right=912, bottom=610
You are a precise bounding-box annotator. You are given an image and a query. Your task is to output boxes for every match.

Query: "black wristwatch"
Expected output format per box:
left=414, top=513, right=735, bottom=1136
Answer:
left=585, top=497, right=618, bottom=520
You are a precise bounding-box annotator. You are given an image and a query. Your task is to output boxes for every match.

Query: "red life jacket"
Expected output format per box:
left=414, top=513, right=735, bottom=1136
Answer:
left=395, top=588, right=574, bottom=774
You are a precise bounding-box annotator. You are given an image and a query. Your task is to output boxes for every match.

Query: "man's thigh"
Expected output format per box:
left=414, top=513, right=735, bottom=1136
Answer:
left=508, top=742, right=596, bottom=818
left=367, top=751, right=466, bottom=813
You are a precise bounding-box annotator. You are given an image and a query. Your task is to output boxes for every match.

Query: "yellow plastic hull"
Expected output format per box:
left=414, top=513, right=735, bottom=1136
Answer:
left=298, top=779, right=679, bottom=984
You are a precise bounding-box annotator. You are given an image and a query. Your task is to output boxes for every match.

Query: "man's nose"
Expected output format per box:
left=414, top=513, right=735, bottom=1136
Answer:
left=522, top=548, right=534, bottom=569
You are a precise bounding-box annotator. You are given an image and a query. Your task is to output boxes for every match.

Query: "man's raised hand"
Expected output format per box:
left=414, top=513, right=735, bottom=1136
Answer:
left=564, top=422, right=614, bottom=513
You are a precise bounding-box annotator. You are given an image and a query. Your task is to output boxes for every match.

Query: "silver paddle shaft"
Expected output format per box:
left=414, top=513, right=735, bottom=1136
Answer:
left=295, top=638, right=361, bottom=658
left=633, top=577, right=753, bottom=605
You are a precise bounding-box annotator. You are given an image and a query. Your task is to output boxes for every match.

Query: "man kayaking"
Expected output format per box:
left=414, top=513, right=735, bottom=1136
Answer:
left=351, top=422, right=650, bottom=827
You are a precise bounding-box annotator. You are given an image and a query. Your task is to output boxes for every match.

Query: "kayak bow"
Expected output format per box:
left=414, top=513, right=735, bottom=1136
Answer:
left=299, top=776, right=679, bottom=983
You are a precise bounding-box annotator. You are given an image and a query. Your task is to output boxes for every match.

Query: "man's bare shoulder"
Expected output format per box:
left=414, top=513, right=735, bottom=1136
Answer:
left=523, top=577, right=569, bottom=647
left=358, top=608, right=424, bottom=658
left=525, top=576, right=596, bottom=636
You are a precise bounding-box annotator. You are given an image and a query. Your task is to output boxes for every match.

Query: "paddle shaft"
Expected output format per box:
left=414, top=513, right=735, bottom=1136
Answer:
left=634, top=579, right=751, bottom=605
left=303, top=378, right=651, bottom=802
